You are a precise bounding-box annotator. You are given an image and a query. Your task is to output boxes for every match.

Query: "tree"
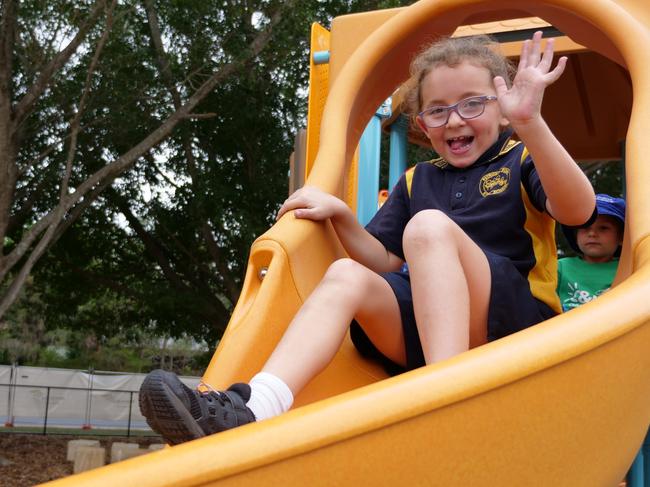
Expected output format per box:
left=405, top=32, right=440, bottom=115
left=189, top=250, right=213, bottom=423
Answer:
left=0, top=0, right=295, bottom=326
left=1, top=0, right=408, bottom=345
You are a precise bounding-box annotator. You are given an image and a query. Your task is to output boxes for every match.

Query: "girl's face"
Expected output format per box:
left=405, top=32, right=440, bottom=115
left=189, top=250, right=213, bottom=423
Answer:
left=576, top=215, right=623, bottom=263
left=416, top=61, right=508, bottom=169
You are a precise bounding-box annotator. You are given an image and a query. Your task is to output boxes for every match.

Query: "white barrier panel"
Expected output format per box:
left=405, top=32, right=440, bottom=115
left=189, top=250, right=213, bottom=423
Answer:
left=0, top=365, right=200, bottom=430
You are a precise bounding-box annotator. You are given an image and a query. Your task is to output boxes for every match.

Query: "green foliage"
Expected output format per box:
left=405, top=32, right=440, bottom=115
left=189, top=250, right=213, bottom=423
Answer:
left=0, top=279, right=210, bottom=374
left=585, top=160, right=625, bottom=198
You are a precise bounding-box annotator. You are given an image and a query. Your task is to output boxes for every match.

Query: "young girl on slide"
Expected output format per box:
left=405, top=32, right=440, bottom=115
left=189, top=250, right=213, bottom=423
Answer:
left=139, top=31, right=596, bottom=445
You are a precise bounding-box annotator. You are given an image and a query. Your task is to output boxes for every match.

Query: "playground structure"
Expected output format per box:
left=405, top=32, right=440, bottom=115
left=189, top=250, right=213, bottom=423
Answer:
left=49, top=0, right=650, bottom=486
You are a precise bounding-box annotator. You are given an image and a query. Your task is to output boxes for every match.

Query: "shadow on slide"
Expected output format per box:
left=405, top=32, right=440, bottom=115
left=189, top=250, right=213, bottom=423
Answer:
left=49, top=0, right=650, bottom=485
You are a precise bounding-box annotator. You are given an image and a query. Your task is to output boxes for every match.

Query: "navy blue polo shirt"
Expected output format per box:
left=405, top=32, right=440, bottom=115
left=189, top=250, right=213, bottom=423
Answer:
left=366, top=130, right=561, bottom=313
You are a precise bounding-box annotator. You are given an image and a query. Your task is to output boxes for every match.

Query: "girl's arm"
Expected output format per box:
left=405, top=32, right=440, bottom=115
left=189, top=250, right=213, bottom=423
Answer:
left=276, top=186, right=403, bottom=273
left=494, top=31, right=595, bottom=225
left=515, top=118, right=594, bottom=225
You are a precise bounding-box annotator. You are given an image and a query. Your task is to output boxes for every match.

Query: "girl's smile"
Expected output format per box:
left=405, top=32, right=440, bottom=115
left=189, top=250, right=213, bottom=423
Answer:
left=447, top=135, right=474, bottom=155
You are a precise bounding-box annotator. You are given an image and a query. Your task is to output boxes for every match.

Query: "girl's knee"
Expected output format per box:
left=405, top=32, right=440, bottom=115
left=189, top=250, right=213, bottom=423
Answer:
left=319, top=259, right=377, bottom=305
left=323, top=258, right=371, bottom=288
left=403, top=210, right=455, bottom=250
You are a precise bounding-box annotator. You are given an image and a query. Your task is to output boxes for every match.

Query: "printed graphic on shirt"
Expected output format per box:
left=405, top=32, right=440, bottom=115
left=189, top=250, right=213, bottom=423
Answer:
left=479, top=167, right=510, bottom=197
left=562, top=281, right=609, bottom=310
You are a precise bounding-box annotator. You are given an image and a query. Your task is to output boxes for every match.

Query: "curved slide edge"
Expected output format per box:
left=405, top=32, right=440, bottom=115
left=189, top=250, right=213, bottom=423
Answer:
left=47, top=0, right=650, bottom=485
left=46, top=259, right=650, bottom=486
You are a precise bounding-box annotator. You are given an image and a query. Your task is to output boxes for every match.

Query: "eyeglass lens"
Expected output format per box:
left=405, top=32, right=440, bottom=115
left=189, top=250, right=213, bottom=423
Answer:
left=422, top=97, right=487, bottom=127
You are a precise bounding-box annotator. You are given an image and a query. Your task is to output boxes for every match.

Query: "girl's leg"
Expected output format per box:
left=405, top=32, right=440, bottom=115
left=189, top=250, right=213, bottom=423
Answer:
left=262, top=258, right=405, bottom=395
left=139, top=257, right=404, bottom=444
left=402, top=209, right=491, bottom=364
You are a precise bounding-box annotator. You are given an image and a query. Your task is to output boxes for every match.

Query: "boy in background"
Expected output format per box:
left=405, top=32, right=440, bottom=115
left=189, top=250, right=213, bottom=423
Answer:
left=557, top=193, right=625, bottom=311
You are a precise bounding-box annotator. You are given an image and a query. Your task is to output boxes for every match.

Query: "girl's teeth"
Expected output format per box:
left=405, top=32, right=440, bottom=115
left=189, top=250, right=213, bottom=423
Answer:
left=449, top=137, right=471, bottom=150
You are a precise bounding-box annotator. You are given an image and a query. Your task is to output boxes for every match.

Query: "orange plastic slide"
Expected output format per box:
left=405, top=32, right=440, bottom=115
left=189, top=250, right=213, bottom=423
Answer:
left=49, top=0, right=650, bottom=485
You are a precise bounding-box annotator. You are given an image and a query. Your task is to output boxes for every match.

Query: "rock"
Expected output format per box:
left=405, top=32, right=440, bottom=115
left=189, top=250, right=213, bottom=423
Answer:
left=66, top=439, right=100, bottom=462
left=72, top=446, right=106, bottom=473
left=121, top=448, right=149, bottom=460
left=110, top=442, right=140, bottom=463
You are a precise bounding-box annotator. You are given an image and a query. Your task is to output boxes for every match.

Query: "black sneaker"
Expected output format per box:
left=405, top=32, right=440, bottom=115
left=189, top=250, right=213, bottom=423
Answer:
left=139, top=369, right=256, bottom=445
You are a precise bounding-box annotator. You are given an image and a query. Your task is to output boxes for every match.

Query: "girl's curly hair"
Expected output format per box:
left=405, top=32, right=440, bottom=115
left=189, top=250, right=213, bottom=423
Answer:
left=403, top=35, right=515, bottom=118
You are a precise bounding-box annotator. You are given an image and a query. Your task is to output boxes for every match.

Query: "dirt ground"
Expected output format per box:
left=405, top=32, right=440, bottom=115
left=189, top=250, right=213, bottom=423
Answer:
left=0, top=433, right=163, bottom=486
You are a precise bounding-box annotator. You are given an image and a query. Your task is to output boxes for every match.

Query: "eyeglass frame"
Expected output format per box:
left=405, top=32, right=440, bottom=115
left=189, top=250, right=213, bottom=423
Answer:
left=417, top=95, right=498, bottom=128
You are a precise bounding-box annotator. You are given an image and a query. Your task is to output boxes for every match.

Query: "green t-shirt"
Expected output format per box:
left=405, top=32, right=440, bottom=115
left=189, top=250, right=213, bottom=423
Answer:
left=556, top=257, right=619, bottom=311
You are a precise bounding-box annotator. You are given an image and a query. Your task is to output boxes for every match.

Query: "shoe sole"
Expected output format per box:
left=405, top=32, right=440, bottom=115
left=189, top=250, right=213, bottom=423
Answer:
left=139, top=370, right=206, bottom=445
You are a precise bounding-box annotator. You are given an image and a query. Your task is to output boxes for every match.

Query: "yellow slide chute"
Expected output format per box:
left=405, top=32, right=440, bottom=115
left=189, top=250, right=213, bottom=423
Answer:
left=49, top=0, right=650, bottom=485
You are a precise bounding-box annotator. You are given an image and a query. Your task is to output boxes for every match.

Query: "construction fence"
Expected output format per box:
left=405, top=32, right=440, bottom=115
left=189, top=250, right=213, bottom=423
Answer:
left=0, top=364, right=200, bottom=436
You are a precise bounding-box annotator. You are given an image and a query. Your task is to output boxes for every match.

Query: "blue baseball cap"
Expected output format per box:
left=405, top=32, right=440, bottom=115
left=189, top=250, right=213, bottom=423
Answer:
left=561, top=193, right=626, bottom=254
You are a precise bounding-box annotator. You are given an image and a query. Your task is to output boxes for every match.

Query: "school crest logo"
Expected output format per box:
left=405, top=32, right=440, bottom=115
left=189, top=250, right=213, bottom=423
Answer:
left=479, top=167, right=510, bottom=197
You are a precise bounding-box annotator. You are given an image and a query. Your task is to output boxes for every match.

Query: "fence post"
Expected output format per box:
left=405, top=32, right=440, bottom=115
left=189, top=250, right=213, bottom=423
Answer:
left=82, top=367, right=94, bottom=430
left=4, top=362, right=17, bottom=427
left=42, top=387, right=51, bottom=435
left=127, top=391, right=134, bottom=438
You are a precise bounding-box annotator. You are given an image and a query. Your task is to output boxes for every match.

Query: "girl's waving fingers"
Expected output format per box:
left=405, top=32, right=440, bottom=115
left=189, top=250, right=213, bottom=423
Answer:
left=497, top=31, right=568, bottom=126
left=517, top=31, right=543, bottom=73
left=526, top=31, right=543, bottom=69
left=543, top=55, right=567, bottom=84
left=493, top=75, right=509, bottom=99
left=517, top=33, right=551, bottom=72
left=519, top=32, right=566, bottom=83
left=517, top=38, right=529, bottom=72
left=538, top=36, right=555, bottom=72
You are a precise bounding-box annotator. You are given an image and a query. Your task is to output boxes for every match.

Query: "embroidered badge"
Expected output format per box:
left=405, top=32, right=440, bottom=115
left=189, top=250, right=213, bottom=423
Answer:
left=479, top=167, right=510, bottom=197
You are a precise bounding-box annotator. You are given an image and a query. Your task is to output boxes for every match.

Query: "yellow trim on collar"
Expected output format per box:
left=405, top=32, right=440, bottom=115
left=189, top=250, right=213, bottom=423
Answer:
left=406, top=139, right=524, bottom=197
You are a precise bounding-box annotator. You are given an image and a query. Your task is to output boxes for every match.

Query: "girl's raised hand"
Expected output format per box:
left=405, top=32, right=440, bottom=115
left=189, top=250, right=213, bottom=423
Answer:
left=276, top=186, right=346, bottom=222
left=493, top=31, right=567, bottom=127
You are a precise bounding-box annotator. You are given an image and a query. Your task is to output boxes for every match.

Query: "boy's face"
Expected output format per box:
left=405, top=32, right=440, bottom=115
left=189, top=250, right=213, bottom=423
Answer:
left=576, top=215, right=623, bottom=263
left=416, top=61, right=508, bottom=169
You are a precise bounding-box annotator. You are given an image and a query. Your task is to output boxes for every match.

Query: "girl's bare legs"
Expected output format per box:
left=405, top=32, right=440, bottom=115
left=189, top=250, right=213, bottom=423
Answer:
left=402, top=209, right=491, bottom=363
left=262, top=258, right=405, bottom=395
left=139, top=258, right=404, bottom=443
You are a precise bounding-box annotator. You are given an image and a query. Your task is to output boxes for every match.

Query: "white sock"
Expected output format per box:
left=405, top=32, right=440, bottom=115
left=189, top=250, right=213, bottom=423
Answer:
left=246, top=372, right=294, bottom=421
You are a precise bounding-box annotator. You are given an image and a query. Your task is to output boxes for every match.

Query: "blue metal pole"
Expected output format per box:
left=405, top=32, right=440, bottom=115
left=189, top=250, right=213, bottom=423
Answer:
left=357, top=101, right=391, bottom=226
left=357, top=117, right=381, bottom=226
left=388, top=114, right=409, bottom=191
left=626, top=427, right=650, bottom=487
left=627, top=449, right=644, bottom=487
left=641, top=429, right=650, bottom=487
